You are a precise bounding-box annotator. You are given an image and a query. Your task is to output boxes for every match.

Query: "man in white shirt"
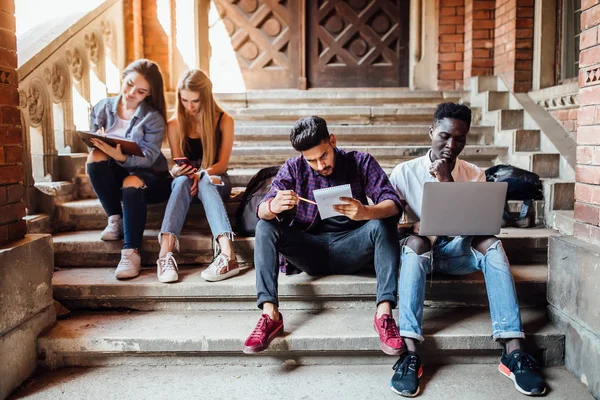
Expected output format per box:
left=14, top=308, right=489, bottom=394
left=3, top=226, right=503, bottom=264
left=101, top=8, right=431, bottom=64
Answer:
left=388, top=103, right=546, bottom=397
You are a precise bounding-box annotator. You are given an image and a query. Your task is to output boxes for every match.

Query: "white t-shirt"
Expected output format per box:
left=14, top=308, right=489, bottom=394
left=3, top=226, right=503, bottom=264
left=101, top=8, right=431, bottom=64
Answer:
left=106, top=115, right=131, bottom=138
left=389, top=150, right=486, bottom=223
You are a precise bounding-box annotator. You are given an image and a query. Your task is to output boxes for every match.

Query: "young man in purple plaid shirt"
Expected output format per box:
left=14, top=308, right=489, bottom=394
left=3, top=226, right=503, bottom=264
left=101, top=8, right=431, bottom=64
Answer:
left=243, top=116, right=405, bottom=356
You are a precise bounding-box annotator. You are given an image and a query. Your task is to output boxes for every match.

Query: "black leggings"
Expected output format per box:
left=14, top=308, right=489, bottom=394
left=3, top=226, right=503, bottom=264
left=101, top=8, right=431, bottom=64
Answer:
left=87, top=159, right=171, bottom=249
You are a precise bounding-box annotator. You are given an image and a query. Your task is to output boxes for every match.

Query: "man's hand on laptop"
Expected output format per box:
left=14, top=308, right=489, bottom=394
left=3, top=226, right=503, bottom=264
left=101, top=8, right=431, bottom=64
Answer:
left=334, top=197, right=369, bottom=221
left=429, top=159, right=454, bottom=182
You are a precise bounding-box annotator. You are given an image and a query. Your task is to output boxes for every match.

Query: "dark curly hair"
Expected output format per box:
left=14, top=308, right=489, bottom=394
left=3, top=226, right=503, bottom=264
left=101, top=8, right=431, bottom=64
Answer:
left=290, top=116, right=330, bottom=151
left=432, top=102, right=471, bottom=128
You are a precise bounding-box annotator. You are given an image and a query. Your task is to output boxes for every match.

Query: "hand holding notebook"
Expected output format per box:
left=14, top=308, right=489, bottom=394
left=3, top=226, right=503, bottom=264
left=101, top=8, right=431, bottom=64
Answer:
left=77, top=130, right=145, bottom=157
left=313, top=184, right=353, bottom=219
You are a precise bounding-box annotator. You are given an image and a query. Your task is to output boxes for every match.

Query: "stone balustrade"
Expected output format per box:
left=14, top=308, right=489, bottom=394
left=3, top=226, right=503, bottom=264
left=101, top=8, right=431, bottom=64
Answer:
left=17, top=0, right=125, bottom=186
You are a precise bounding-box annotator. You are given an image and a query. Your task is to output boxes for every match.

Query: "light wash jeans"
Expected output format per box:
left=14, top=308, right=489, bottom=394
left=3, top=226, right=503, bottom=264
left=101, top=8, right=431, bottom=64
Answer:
left=159, top=172, right=233, bottom=250
left=399, top=236, right=525, bottom=342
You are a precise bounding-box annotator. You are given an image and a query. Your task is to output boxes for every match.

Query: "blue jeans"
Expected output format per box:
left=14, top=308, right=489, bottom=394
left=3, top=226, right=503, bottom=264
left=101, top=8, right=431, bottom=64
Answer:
left=254, top=218, right=399, bottom=308
left=160, top=173, right=233, bottom=249
left=87, top=159, right=171, bottom=249
left=399, top=236, right=525, bottom=342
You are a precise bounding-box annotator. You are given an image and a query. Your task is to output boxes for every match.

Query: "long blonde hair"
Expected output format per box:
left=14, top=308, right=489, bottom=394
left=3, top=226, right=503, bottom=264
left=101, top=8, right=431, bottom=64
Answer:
left=176, top=69, right=223, bottom=169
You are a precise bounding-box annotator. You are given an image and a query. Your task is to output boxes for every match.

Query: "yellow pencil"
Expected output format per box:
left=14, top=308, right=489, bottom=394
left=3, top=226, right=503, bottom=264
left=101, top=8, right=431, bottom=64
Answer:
left=298, top=196, right=317, bottom=205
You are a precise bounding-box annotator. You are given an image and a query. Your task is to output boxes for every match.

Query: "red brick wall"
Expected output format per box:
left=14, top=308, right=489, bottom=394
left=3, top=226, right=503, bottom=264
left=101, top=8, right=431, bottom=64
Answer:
left=142, top=0, right=171, bottom=89
left=464, top=0, right=495, bottom=83
left=124, top=0, right=144, bottom=66
left=550, top=109, right=579, bottom=137
left=438, top=0, right=465, bottom=90
left=574, top=1, right=600, bottom=245
left=494, top=0, right=534, bottom=92
left=0, top=0, right=26, bottom=244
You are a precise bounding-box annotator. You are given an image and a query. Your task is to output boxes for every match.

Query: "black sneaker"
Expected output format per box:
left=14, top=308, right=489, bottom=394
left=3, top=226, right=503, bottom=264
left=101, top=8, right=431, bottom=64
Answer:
left=499, top=349, right=547, bottom=396
left=390, top=352, right=423, bottom=397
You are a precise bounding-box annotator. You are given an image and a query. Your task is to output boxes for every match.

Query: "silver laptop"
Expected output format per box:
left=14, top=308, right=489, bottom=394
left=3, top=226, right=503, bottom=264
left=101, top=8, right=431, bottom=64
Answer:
left=418, top=182, right=508, bottom=236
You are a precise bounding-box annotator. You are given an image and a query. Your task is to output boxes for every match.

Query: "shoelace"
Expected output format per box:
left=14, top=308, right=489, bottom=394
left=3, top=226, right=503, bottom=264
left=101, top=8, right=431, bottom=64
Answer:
left=161, top=252, right=178, bottom=273
left=380, top=315, right=400, bottom=339
left=248, top=315, right=269, bottom=339
left=392, top=354, right=418, bottom=378
left=120, top=253, right=132, bottom=268
left=508, top=352, right=539, bottom=373
left=210, top=254, right=230, bottom=272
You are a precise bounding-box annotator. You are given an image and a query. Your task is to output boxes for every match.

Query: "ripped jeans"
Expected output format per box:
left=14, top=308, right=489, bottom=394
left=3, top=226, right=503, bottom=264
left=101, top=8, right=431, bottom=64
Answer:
left=159, top=172, right=233, bottom=250
left=399, top=236, right=524, bottom=342
left=87, top=159, right=172, bottom=249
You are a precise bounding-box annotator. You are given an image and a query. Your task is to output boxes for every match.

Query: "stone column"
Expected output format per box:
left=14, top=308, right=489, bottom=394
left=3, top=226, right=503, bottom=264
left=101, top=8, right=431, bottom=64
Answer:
left=0, top=0, right=26, bottom=244
left=463, top=0, right=495, bottom=86
left=493, top=0, right=534, bottom=92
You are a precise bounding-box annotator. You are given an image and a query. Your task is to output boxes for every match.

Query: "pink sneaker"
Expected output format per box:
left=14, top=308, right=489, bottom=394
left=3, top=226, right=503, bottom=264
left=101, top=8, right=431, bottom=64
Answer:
left=374, top=313, right=406, bottom=356
left=243, top=313, right=284, bottom=354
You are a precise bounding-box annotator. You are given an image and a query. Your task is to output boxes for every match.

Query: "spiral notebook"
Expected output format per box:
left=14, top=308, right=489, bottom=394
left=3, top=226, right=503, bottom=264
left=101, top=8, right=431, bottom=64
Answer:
left=313, top=184, right=353, bottom=219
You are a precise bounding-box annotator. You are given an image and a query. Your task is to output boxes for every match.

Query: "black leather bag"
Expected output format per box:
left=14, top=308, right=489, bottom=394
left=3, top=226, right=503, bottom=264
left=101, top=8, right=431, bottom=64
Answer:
left=485, top=164, right=543, bottom=221
left=235, top=166, right=281, bottom=236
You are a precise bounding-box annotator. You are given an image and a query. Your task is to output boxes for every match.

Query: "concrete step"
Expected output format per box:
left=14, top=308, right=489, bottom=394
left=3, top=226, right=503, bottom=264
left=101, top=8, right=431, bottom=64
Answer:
left=227, top=145, right=507, bottom=168
left=511, top=153, right=560, bottom=179
left=54, top=196, right=546, bottom=233
left=214, top=88, right=467, bottom=109
left=52, top=228, right=556, bottom=267
left=24, top=214, right=51, bottom=234
left=233, top=124, right=492, bottom=146
left=10, top=365, right=592, bottom=400
left=52, top=264, right=549, bottom=311
left=543, top=179, right=575, bottom=211
left=54, top=190, right=244, bottom=232
left=552, top=210, right=574, bottom=235
left=37, top=308, right=564, bottom=369
left=231, top=106, right=440, bottom=124
left=494, top=129, right=541, bottom=152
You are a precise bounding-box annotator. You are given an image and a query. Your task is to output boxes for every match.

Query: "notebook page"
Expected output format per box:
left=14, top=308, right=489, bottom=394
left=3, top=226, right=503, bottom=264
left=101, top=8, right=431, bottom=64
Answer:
left=313, top=184, right=353, bottom=219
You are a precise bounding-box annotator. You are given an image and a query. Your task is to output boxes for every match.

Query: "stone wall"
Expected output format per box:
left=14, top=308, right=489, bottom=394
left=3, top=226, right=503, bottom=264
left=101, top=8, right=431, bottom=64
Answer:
left=0, top=0, right=26, bottom=245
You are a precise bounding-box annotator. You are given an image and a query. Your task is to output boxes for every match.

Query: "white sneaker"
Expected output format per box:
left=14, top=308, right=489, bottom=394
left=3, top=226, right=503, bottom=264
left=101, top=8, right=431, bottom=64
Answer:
left=200, top=253, right=240, bottom=282
left=157, top=252, right=179, bottom=283
left=100, top=215, right=123, bottom=241
left=115, top=249, right=141, bottom=279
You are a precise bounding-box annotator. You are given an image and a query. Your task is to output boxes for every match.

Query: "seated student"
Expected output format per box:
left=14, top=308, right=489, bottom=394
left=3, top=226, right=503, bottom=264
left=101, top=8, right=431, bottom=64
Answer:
left=243, top=116, right=404, bottom=356
left=157, top=69, right=238, bottom=283
left=87, top=59, right=171, bottom=280
left=388, top=103, right=546, bottom=397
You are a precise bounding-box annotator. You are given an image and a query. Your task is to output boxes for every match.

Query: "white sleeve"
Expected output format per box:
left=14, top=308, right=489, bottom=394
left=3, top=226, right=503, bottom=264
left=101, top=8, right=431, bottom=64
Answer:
left=389, top=164, right=407, bottom=199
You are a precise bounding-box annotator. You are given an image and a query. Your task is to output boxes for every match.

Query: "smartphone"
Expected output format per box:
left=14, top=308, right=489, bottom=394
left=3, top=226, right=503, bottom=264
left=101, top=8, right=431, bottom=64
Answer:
left=173, top=157, right=197, bottom=172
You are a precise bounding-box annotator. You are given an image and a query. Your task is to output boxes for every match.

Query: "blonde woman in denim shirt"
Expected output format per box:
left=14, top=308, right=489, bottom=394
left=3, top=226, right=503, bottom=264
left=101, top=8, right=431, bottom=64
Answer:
left=86, top=59, right=171, bottom=279
left=156, top=69, right=238, bottom=283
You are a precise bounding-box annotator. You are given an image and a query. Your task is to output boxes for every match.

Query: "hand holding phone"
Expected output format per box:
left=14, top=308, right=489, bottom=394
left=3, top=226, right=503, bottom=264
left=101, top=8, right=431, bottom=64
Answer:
left=172, top=157, right=198, bottom=176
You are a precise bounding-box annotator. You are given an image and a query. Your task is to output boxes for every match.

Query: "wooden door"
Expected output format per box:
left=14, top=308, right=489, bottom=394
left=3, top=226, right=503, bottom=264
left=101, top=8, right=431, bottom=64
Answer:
left=213, top=0, right=302, bottom=89
left=307, top=0, right=409, bottom=87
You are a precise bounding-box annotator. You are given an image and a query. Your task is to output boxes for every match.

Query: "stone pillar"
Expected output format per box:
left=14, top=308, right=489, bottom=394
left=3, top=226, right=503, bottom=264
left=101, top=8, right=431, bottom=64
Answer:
left=547, top=3, right=600, bottom=398
left=438, top=0, right=465, bottom=90
left=124, top=0, right=145, bottom=65
left=493, top=0, right=534, bottom=92
left=142, top=0, right=172, bottom=89
left=0, top=0, right=26, bottom=245
left=463, top=0, right=495, bottom=85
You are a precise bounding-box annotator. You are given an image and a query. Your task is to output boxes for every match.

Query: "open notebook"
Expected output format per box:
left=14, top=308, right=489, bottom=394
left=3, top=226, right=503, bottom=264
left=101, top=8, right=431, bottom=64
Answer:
left=313, top=184, right=353, bottom=219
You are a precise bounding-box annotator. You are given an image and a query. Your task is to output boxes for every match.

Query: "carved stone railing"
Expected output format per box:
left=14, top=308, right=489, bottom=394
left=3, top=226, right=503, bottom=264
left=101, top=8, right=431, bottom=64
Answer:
left=529, top=81, right=579, bottom=111
left=17, top=0, right=125, bottom=184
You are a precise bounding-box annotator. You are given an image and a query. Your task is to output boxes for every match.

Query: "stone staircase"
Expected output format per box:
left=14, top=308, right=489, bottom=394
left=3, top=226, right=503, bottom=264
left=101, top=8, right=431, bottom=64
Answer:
left=33, top=88, right=567, bottom=374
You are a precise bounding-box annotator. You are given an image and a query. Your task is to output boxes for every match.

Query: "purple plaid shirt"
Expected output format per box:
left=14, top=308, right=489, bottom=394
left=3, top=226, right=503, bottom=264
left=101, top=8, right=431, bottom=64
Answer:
left=260, top=148, right=402, bottom=231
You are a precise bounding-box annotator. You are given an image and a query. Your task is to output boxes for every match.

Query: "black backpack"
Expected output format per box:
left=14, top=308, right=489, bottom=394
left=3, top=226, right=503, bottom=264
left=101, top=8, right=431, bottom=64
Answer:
left=485, top=164, right=543, bottom=221
left=235, top=166, right=281, bottom=236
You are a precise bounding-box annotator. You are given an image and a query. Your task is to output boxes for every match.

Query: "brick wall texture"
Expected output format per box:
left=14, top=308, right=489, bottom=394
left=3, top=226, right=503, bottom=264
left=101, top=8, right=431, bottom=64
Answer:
left=574, top=1, right=600, bottom=245
left=0, top=0, right=26, bottom=244
left=464, top=0, right=495, bottom=82
left=438, top=0, right=466, bottom=90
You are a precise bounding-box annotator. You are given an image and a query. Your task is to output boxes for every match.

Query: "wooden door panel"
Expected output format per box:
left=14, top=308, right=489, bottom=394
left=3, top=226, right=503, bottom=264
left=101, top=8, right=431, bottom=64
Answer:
left=308, top=0, right=409, bottom=88
left=214, top=0, right=301, bottom=89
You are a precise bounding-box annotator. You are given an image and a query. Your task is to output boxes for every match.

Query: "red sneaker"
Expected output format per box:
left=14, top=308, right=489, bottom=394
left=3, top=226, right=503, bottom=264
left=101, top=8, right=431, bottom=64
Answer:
left=374, top=313, right=406, bottom=356
left=243, top=313, right=284, bottom=354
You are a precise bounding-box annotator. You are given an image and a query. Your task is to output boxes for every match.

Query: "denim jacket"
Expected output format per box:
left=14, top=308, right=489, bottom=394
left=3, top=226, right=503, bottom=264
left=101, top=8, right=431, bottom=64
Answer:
left=90, top=95, right=168, bottom=172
